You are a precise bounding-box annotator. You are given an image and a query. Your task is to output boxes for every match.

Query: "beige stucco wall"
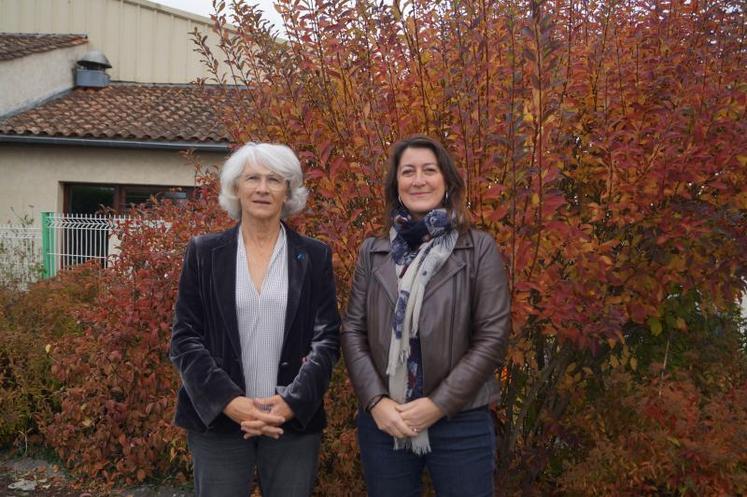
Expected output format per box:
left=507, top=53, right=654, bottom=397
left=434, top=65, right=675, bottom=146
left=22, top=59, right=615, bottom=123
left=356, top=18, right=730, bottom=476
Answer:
left=0, top=43, right=89, bottom=117
left=0, top=0, right=228, bottom=83
left=0, top=144, right=227, bottom=226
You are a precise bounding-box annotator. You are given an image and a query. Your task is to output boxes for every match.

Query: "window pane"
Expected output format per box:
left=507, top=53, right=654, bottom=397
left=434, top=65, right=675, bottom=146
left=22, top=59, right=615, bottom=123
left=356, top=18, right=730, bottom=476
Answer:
left=121, top=186, right=193, bottom=211
left=123, top=187, right=160, bottom=208
left=69, top=185, right=115, bottom=214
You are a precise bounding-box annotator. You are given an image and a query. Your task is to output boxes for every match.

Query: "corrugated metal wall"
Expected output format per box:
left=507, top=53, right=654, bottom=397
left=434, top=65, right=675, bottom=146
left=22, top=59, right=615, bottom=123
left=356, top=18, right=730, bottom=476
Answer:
left=0, top=0, right=226, bottom=83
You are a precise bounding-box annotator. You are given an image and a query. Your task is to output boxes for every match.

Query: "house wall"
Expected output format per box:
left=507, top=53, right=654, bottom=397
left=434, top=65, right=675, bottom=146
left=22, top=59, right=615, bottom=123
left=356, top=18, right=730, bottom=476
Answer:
left=0, top=0, right=228, bottom=84
left=0, top=43, right=89, bottom=117
left=0, top=144, right=227, bottom=226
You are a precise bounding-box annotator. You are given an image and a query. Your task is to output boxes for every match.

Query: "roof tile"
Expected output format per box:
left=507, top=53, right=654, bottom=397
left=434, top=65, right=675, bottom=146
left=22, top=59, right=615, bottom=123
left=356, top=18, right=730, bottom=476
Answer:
left=0, top=33, right=88, bottom=61
left=0, top=83, right=233, bottom=144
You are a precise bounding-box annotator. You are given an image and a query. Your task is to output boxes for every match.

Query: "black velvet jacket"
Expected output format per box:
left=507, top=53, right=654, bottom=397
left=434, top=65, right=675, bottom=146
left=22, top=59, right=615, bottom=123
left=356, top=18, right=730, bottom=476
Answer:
left=170, top=224, right=341, bottom=434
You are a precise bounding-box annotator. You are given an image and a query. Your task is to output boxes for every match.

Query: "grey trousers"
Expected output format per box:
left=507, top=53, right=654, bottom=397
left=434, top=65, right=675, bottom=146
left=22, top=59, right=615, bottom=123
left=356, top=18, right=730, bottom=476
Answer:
left=187, top=429, right=322, bottom=497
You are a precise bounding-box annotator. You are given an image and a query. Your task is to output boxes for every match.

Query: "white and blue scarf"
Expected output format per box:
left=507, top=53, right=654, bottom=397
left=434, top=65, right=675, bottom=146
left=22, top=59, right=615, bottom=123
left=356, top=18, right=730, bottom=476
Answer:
left=387, top=208, right=458, bottom=454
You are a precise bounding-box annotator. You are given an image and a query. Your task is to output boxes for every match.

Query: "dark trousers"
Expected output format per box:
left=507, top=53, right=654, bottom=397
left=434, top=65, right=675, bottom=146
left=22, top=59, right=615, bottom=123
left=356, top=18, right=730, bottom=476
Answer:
left=357, top=406, right=496, bottom=497
left=187, top=429, right=321, bottom=497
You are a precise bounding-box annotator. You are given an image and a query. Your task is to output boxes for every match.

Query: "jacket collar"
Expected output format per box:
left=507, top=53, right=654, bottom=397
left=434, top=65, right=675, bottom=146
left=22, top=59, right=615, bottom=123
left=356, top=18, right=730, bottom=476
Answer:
left=368, top=229, right=474, bottom=253
left=210, top=222, right=309, bottom=359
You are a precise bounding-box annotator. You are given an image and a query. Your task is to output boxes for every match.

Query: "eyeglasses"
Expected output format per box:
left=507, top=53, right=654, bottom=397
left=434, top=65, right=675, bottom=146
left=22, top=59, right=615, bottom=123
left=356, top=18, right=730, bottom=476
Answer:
left=242, top=173, right=288, bottom=192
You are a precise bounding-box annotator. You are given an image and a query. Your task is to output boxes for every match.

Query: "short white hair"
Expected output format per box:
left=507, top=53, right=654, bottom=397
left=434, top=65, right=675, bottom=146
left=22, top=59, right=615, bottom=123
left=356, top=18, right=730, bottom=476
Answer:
left=219, top=142, right=308, bottom=220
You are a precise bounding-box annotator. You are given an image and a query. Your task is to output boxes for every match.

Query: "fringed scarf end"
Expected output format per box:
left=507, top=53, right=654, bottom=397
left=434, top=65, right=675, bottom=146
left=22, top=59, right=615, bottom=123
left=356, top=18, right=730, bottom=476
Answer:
left=393, top=434, right=432, bottom=455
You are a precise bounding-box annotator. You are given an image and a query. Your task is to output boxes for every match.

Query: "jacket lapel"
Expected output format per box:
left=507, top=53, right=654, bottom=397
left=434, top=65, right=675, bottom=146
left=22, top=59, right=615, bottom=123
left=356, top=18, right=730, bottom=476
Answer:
left=422, top=256, right=466, bottom=301
left=212, top=225, right=242, bottom=359
left=284, top=226, right=308, bottom=341
left=373, top=259, right=398, bottom=307
left=422, top=231, right=472, bottom=301
left=370, top=238, right=397, bottom=307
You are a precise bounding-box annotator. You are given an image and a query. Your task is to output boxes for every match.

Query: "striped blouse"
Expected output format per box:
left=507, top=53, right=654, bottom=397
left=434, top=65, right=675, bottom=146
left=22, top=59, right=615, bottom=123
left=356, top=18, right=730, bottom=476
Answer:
left=235, top=225, right=288, bottom=399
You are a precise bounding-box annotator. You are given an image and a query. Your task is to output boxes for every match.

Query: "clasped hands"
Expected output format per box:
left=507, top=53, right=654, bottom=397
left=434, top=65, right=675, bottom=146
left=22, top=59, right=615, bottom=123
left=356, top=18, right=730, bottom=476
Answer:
left=370, top=397, right=444, bottom=439
left=223, top=395, right=294, bottom=439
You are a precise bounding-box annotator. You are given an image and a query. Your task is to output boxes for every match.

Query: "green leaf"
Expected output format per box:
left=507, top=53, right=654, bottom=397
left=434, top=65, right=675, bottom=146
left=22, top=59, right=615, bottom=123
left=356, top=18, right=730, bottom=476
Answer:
left=648, top=317, right=663, bottom=336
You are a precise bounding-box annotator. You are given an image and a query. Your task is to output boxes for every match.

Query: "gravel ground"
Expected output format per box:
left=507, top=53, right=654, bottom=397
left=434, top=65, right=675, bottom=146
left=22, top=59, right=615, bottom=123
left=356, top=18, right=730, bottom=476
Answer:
left=0, top=456, right=191, bottom=497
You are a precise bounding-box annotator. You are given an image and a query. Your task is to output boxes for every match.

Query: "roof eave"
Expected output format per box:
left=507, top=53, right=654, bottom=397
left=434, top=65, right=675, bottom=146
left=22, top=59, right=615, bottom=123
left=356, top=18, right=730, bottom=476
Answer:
left=0, top=134, right=231, bottom=152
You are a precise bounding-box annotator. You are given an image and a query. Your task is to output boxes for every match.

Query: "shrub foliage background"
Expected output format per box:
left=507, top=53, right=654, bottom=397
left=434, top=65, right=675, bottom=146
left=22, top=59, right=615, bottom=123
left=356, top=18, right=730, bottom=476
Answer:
left=1, top=0, right=746, bottom=494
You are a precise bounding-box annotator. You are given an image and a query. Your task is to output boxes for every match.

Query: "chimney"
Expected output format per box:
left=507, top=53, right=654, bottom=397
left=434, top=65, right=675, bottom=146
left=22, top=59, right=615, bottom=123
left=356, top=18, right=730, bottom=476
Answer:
left=75, top=50, right=112, bottom=88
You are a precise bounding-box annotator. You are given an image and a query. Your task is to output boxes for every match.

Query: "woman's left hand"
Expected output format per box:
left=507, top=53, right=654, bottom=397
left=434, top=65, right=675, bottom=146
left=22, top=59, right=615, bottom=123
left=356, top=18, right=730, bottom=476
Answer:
left=254, top=395, right=295, bottom=422
left=395, top=398, right=444, bottom=433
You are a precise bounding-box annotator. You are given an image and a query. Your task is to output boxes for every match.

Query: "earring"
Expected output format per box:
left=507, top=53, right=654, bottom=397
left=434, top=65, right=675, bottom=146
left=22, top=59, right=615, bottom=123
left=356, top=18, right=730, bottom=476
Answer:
left=443, top=191, right=450, bottom=206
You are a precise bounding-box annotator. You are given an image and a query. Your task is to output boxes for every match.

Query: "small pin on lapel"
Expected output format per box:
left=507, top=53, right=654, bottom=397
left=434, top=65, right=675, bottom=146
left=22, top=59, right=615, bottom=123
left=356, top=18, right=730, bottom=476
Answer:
left=296, top=252, right=305, bottom=261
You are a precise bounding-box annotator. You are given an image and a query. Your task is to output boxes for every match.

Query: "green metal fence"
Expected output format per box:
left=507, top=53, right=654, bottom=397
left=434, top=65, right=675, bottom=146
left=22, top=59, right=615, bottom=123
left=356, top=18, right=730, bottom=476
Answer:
left=41, top=212, right=128, bottom=278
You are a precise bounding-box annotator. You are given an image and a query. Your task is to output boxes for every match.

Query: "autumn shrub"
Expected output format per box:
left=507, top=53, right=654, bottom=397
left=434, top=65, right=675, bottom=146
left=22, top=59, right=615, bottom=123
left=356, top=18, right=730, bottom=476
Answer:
left=553, top=300, right=747, bottom=496
left=558, top=372, right=747, bottom=496
left=0, top=267, right=97, bottom=449
left=40, top=168, right=230, bottom=484
left=196, top=0, right=747, bottom=493
left=24, top=0, right=747, bottom=491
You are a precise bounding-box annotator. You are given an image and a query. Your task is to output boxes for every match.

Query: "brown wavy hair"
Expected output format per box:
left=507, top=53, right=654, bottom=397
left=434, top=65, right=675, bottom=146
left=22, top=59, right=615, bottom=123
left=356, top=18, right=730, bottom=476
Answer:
left=383, top=134, right=471, bottom=233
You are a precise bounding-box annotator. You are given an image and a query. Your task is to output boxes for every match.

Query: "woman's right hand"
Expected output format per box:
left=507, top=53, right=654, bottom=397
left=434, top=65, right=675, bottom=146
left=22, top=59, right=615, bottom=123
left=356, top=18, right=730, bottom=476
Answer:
left=223, top=396, right=285, bottom=439
left=370, top=397, right=418, bottom=439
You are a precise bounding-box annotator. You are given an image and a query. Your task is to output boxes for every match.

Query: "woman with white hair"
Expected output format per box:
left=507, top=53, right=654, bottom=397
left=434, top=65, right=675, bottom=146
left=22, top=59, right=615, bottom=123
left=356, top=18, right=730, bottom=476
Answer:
left=170, top=143, right=341, bottom=497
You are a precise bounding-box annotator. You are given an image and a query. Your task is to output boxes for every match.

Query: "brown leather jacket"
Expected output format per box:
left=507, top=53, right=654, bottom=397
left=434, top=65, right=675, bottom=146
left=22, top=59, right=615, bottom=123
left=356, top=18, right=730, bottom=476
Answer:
left=342, top=229, right=510, bottom=417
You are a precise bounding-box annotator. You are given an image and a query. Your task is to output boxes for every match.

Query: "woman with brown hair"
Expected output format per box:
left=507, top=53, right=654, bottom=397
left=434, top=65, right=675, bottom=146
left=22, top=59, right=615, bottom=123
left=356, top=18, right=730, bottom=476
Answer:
left=342, top=135, right=510, bottom=496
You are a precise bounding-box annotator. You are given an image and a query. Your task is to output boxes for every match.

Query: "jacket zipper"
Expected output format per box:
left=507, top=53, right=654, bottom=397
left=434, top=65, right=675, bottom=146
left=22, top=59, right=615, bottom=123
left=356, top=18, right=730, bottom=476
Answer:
left=448, top=278, right=456, bottom=367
